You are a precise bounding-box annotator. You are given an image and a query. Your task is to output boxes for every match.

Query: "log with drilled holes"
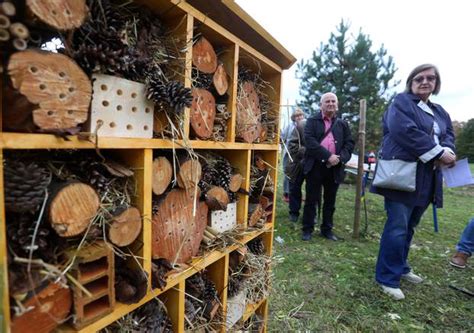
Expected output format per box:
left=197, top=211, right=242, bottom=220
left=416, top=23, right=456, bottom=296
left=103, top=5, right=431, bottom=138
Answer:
left=8, top=50, right=92, bottom=130
left=108, top=206, right=142, bottom=247
left=152, top=188, right=208, bottom=264
left=192, top=37, right=217, bottom=74
left=49, top=182, right=100, bottom=237
left=26, top=0, right=87, bottom=30
left=152, top=156, right=173, bottom=196
left=236, top=81, right=262, bottom=143
left=190, top=88, right=216, bottom=139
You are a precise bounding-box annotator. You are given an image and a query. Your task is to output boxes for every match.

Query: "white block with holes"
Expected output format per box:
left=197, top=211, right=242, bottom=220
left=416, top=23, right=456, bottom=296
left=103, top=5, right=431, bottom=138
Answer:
left=226, top=290, right=247, bottom=328
left=88, top=74, right=154, bottom=138
left=210, top=202, right=237, bottom=233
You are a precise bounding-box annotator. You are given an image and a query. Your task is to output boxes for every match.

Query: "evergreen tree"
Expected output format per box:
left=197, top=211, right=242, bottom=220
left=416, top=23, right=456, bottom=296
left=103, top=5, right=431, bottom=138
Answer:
left=456, top=118, right=474, bottom=161
left=297, top=20, right=399, bottom=150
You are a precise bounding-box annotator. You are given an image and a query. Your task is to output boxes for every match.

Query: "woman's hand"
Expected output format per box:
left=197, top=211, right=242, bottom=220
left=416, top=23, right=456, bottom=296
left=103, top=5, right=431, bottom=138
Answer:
left=439, top=149, right=456, bottom=167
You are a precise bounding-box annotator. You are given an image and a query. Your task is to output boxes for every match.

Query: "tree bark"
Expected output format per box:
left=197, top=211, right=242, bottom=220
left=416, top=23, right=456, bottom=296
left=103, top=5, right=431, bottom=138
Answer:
left=48, top=181, right=100, bottom=237
left=108, top=206, right=142, bottom=247
left=152, top=156, right=173, bottom=195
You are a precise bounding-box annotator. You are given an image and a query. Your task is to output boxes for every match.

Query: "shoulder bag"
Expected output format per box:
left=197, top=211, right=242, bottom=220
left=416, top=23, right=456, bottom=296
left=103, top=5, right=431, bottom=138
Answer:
left=372, top=158, right=417, bottom=192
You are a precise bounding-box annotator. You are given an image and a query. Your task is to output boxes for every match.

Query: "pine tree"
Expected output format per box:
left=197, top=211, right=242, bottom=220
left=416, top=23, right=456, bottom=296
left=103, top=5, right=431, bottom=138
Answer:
left=297, top=20, right=399, bottom=150
left=456, top=118, right=474, bottom=161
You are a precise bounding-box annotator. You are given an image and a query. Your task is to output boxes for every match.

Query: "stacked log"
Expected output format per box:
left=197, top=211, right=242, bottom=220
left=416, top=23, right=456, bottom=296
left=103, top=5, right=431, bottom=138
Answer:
left=191, top=36, right=230, bottom=140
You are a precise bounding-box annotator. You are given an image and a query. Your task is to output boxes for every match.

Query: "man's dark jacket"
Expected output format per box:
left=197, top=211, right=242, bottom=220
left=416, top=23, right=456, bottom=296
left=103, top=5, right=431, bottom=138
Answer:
left=303, top=112, right=354, bottom=183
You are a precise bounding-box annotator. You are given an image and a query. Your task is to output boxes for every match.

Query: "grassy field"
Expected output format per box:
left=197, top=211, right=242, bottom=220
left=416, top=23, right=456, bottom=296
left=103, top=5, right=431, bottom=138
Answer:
left=267, top=172, right=474, bottom=331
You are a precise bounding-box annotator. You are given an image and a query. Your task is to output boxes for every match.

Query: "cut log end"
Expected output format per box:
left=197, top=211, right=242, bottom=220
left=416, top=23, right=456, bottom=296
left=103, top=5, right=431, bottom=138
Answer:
left=26, top=0, right=87, bottom=30
left=177, top=158, right=202, bottom=190
left=213, top=63, right=229, bottom=95
left=248, top=204, right=264, bottom=227
left=190, top=88, right=216, bottom=139
left=229, top=173, right=243, bottom=192
left=108, top=207, right=142, bottom=247
left=205, top=186, right=229, bottom=211
left=192, top=37, right=218, bottom=74
left=152, top=156, right=173, bottom=196
left=49, top=182, right=100, bottom=237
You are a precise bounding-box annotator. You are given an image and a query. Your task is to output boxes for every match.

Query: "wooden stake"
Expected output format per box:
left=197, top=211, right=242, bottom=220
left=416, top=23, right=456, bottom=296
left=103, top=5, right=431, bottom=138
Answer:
left=353, top=99, right=366, bottom=239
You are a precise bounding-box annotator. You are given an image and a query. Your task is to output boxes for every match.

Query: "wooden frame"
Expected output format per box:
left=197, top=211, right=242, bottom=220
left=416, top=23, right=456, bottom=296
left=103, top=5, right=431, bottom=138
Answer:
left=0, top=1, right=295, bottom=332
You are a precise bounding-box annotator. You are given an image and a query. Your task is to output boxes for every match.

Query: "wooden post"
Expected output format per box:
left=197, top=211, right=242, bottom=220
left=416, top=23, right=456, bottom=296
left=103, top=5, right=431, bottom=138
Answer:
left=353, top=99, right=366, bottom=239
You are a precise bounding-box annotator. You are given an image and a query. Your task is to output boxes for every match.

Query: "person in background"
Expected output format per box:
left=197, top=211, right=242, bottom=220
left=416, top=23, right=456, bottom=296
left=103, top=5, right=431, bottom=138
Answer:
left=301, top=92, right=354, bottom=241
left=450, top=218, right=474, bottom=269
left=285, top=118, right=307, bottom=223
left=371, top=64, right=456, bottom=300
left=281, top=108, right=305, bottom=203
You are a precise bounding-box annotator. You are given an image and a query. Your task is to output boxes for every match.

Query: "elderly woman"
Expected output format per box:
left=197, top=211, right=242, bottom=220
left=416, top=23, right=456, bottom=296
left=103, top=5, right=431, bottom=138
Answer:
left=371, top=64, right=456, bottom=300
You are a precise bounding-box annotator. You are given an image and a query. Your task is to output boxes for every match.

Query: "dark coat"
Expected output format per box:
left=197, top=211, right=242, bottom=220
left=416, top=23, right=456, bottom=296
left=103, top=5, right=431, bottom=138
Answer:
left=370, top=92, right=456, bottom=207
left=303, top=112, right=354, bottom=183
left=285, top=120, right=306, bottom=180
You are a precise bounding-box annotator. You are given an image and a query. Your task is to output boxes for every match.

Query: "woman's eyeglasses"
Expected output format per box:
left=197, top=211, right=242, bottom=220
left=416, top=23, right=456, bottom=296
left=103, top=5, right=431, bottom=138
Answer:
left=413, top=75, right=437, bottom=84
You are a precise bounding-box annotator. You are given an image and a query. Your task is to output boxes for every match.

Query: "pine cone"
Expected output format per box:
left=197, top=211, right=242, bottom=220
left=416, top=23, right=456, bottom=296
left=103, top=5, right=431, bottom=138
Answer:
left=4, top=160, right=51, bottom=213
left=192, top=68, right=213, bottom=89
left=130, top=299, right=173, bottom=332
left=247, top=237, right=265, bottom=255
left=166, top=81, right=193, bottom=113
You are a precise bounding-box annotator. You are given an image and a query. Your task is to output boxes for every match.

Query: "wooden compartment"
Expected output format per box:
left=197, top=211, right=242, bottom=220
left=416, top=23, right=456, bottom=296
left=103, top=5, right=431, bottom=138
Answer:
left=0, top=1, right=295, bottom=332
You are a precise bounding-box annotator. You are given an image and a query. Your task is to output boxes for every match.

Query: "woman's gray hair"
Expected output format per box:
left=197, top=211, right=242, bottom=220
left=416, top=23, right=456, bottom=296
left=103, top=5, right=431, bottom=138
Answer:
left=404, top=64, right=441, bottom=95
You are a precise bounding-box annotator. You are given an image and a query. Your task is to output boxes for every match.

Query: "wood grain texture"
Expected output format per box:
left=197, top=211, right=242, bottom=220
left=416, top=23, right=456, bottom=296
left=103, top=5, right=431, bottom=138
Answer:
left=213, top=63, right=229, bottom=96
left=8, top=50, right=91, bottom=130
left=49, top=182, right=99, bottom=237
left=152, top=189, right=208, bottom=264
left=192, top=37, right=217, bottom=74
left=152, top=156, right=172, bottom=195
left=26, top=0, right=87, bottom=30
left=190, top=88, right=216, bottom=139
left=236, top=81, right=261, bottom=143
left=108, top=206, right=142, bottom=247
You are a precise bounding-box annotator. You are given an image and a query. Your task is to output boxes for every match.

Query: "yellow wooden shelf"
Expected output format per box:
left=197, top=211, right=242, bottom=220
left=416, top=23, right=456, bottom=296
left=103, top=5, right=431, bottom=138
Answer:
left=242, top=298, right=266, bottom=323
left=0, top=133, right=279, bottom=151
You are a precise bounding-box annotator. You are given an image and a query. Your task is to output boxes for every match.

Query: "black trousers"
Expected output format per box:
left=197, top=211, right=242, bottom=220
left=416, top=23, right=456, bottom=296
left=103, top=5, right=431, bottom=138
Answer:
left=302, top=164, right=339, bottom=235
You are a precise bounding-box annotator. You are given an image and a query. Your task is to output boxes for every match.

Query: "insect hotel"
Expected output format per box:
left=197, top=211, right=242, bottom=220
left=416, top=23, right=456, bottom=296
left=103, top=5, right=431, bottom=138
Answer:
left=0, top=0, right=295, bottom=331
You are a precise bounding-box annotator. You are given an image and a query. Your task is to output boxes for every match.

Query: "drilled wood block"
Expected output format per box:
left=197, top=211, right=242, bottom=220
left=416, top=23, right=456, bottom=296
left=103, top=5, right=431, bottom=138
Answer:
left=88, top=74, right=153, bottom=138
left=210, top=202, right=237, bottom=233
left=65, top=241, right=115, bottom=329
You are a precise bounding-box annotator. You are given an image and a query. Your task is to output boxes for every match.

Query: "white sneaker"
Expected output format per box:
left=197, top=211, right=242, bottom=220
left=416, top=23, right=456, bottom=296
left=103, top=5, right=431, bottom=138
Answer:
left=401, top=271, right=424, bottom=284
left=380, top=285, right=405, bottom=300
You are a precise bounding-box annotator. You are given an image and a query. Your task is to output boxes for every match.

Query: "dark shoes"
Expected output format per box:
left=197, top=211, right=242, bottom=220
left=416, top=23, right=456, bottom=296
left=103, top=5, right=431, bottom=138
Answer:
left=301, top=232, right=312, bottom=241
left=321, top=232, right=340, bottom=241
left=289, top=214, right=298, bottom=223
left=450, top=251, right=469, bottom=269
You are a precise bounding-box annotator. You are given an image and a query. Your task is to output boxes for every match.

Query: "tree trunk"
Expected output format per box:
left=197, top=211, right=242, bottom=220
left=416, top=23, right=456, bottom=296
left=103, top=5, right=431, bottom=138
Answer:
left=152, top=189, right=208, bottom=264
left=190, top=88, right=216, bottom=139
left=11, top=282, right=72, bottom=333
left=152, top=156, right=173, bottom=196
left=108, top=206, right=142, bottom=247
left=205, top=186, right=229, bottom=211
left=213, top=63, right=229, bottom=95
left=192, top=37, right=217, bottom=74
left=8, top=50, right=92, bottom=130
left=26, top=0, right=87, bottom=30
left=48, top=181, right=100, bottom=237
left=177, top=157, right=202, bottom=191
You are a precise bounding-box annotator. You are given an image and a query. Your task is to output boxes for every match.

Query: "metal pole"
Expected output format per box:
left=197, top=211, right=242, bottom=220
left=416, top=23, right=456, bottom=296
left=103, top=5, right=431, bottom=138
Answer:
left=353, top=99, right=366, bottom=239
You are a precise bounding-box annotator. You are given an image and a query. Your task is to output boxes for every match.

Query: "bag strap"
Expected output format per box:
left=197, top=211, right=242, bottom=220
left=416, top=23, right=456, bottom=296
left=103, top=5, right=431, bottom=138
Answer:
left=319, top=118, right=338, bottom=143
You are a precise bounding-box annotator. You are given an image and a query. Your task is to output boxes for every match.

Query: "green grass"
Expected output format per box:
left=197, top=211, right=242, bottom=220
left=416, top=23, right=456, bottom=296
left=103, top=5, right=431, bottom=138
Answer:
left=268, top=174, right=474, bottom=331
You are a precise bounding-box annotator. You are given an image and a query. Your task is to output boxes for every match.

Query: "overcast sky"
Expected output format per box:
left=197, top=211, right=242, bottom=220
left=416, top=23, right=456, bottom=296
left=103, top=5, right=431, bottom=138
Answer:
left=235, top=0, right=474, bottom=123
